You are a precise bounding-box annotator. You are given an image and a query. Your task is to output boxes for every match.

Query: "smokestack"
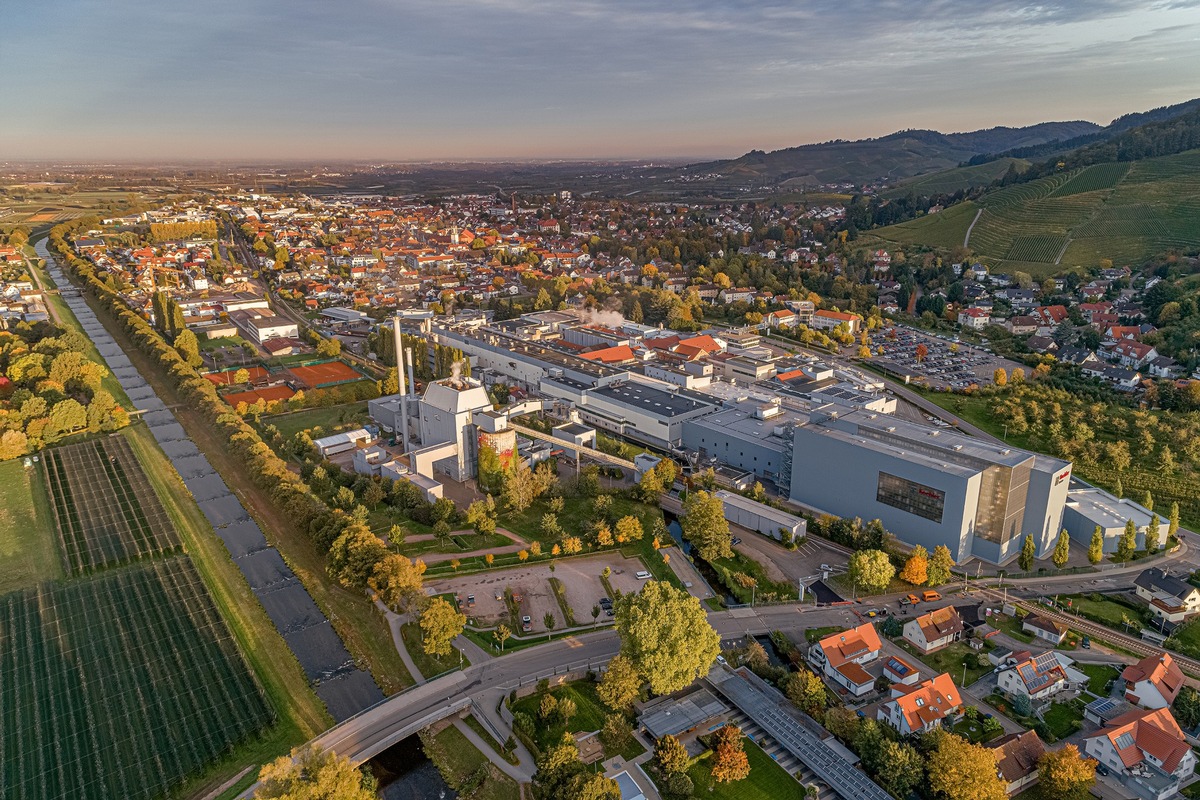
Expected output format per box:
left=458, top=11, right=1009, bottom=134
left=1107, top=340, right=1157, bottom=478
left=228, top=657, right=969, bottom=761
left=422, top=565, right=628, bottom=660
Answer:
left=405, top=347, right=416, bottom=400
left=393, top=314, right=406, bottom=397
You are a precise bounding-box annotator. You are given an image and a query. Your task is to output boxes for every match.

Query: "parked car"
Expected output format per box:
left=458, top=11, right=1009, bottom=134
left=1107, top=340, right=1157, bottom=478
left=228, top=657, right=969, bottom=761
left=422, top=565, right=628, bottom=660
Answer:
left=731, top=537, right=742, bottom=546
left=922, top=590, right=942, bottom=602
left=521, top=615, right=532, bottom=632
left=635, top=571, right=651, bottom=579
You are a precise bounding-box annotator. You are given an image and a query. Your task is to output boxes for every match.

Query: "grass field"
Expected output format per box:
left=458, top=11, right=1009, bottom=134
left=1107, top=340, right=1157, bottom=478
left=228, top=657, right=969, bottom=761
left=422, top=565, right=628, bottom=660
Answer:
left=510, top=680, right=644, bottom=762
left=262, top=401, right=371, bottom=441
left=399, top=621, right=470, bottom=679
left=871, top=149, right=1200, bottom=268
left=687, top=737, right=804, bottom=800
left=0, top=557, right=274, bottom=800
left=1041, top=699, right=1085, bottom=740
left=898, top=639, right=994, bottom=686
left=421, top=723, right=521, bottom=800
left=43, top=437, right=181, bottom=574
left=0, top=460, right=61, bottom=594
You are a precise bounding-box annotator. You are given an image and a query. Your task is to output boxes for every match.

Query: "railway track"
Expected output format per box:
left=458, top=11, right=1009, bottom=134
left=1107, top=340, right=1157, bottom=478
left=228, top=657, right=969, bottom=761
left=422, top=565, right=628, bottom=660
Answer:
left=978, top=588, right=1200, bottom=681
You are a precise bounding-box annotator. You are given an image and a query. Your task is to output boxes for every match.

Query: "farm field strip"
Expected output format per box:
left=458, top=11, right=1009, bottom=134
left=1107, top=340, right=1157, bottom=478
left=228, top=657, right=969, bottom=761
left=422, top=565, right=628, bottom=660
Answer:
left=0, top=556, right=274, bottom=800
left=1047, top=163, right=1130, bottom=197
left=42, top=437, right=180, bottom=575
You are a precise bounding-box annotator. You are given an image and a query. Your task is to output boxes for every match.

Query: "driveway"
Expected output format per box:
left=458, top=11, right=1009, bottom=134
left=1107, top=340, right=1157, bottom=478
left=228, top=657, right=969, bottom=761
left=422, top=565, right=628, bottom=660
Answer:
left=733, top=529, right=849, bottom=587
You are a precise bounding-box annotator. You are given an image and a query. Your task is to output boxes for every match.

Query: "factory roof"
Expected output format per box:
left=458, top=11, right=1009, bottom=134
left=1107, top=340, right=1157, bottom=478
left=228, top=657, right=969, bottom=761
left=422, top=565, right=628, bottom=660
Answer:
left=1065, top=489, right=1159, bottom=530
left=590, top=380, right=714, bottom=418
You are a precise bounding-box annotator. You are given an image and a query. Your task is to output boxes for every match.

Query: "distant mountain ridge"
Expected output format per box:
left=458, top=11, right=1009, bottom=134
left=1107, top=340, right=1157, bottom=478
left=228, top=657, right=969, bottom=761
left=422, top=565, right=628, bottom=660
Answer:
left=684, top=121, right=1102, bottom=186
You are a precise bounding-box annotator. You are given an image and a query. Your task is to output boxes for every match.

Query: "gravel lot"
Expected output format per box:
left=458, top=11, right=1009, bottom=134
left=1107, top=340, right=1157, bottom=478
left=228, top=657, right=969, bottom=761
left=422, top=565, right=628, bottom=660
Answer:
left=427, top=552, right=650, bottom=632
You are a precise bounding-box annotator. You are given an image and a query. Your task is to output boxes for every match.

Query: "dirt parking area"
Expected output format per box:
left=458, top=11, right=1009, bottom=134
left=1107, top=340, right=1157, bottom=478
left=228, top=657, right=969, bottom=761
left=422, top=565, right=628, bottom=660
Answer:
left=427, top=552, right=650, bottom=632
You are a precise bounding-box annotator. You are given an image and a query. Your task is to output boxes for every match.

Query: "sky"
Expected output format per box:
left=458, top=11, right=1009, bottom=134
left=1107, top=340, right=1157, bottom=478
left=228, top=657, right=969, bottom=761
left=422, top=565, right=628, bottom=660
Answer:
left=2, top=0, right=1200, bottom=162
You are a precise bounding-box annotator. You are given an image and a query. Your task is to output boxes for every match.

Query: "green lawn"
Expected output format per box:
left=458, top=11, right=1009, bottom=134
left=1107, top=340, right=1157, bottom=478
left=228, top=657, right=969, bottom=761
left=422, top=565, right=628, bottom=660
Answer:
left=953, top=718, right=1004, bottom=744
left=805, top=626, right=843, bottom=644
left=988, top=613, right=1035, bottom=643
left=687, top=737, right=804, bottom=800
left=510, top=680, right=643, bottom=761
left=262, top=402, right=370, bottom=440
left=400, top=621, right=470, bottom=679
left=1076, top=663, right=1120, bottom=696
left=1166, top=619, right=1200, bottom=660
left=463, top=714, right=519, bottom=765
left=1063, top=594, right=1145, bottom=629
left=198, top=335, right=251, bottom=352
left=421, top=723, right=521, bottom=800
left=499, top=493, right=663, bottom=545
left=898, top=639, right=994, bottom=686
left=1042, top=699, right=1085, bottom=740
left=0, top=459, right=61, bottom=594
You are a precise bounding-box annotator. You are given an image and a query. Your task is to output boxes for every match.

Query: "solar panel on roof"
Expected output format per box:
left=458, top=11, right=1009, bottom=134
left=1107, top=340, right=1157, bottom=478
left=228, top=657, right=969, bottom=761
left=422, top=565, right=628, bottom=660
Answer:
left=1114, top=732, right=1135, bottom=750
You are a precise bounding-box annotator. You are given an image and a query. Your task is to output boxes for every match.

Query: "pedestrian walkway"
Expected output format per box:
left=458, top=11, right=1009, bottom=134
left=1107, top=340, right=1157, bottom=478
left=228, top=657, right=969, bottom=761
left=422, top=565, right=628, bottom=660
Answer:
left=375, top=601, right=426, bottom=684
left=452, top=718, right=533, bottom=782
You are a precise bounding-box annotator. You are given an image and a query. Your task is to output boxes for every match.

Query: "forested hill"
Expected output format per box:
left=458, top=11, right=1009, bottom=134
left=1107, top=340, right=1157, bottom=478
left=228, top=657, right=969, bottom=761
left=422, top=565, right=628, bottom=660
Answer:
left=966, top=97, right=1200, bottom=165
left=683, top=121, right=1100, bottom=186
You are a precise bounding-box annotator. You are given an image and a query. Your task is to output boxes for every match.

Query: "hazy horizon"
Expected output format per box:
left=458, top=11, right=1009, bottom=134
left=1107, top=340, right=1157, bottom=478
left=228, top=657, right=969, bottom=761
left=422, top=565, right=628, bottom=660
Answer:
left=3, top=1, right=1200, bottom=162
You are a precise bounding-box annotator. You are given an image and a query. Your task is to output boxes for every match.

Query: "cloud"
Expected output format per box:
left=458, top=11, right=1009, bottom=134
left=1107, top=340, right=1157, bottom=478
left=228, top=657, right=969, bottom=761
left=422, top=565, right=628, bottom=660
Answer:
left=1, top=0, right=1198, bottom=159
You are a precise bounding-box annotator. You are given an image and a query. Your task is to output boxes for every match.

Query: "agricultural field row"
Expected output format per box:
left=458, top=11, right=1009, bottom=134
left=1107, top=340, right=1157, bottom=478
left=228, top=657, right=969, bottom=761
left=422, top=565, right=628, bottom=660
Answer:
left=868, top=201, right=978, bottom=249
left=979, top=171, right=1074, bottom=208
left=43, top=438, right=180, bottom=575
left=0, top=556, right=274, bottom=800
left=1047, top=162, right=1130, bottom=197
left=1005, top=234, right=1069, bottom=263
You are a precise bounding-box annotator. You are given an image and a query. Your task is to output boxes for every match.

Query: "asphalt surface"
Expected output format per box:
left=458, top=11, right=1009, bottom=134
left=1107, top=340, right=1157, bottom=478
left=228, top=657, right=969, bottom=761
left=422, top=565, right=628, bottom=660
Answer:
left=37, top=239, right=382, bottom=721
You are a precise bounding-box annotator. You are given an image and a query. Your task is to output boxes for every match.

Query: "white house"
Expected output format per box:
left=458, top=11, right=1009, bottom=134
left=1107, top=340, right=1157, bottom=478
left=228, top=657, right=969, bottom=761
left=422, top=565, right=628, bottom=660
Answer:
left=997, top=652, right=1086, bottom=702
left=1083, top=707, right=1195, bottom=800
left=808, top=623, right=882, bottom=697
left=877, top=673, right=962, bottom=735
left=1021, top=614, right=1068, bottom=645
left=1133, top=568, right=1200, bottom=623
left=1121, top=653, right=1184, bottom=710
left=958, top=307, right=991, bottom=330
left=903, top=606, right=964, bottom=654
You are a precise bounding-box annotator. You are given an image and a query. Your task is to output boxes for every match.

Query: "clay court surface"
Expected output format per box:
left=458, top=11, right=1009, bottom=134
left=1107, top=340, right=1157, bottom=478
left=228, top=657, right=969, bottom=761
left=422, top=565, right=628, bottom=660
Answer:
left=287, top=360, right=362, bottom=387
left=205, top=365, right=270, bottom=385
left=429, top=551, right=648, bottom=632
left=224, top=385, right=296, bottom=406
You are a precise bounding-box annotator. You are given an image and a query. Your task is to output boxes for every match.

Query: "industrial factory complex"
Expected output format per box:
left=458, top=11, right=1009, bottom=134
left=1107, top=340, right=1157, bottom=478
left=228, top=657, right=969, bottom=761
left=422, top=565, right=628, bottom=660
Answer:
left=349, top=308, right=1161, bottom=568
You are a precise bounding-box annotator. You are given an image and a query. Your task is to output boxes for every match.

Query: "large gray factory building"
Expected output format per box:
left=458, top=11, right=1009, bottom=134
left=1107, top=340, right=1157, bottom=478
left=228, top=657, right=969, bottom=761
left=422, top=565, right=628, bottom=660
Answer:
left=787, top=407, right=1071, bottom=566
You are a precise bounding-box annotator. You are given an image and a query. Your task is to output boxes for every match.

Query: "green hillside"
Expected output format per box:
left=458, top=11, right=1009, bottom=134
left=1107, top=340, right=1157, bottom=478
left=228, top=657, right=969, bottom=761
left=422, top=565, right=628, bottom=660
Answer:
left=885, top=157, right=1031, bottom=197
left=870, top=149, right=1200, bottom=273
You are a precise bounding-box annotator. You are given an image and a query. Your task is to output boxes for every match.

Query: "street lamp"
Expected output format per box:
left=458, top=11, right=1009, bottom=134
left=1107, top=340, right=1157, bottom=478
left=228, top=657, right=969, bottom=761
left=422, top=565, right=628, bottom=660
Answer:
left=962, top=661, right=968, bottom=686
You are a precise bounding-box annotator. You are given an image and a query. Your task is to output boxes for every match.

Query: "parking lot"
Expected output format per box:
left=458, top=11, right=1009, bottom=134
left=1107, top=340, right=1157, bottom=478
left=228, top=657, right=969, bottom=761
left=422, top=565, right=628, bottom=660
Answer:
left=874, top=324, right=1022, bottom=390
left=732, top=528, right=849, bottom=590
left=427, top=551, right=648, bottom=633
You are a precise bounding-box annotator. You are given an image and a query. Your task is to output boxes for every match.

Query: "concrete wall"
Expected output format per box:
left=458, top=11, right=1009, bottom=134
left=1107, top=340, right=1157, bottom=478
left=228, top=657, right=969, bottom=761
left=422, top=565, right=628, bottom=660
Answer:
left=681, top=420, right=786, bottom=484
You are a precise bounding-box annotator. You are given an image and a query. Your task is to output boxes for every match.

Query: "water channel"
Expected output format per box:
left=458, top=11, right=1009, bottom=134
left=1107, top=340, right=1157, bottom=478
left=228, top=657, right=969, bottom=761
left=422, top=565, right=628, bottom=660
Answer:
left=369, top=734, right=456, bottom=800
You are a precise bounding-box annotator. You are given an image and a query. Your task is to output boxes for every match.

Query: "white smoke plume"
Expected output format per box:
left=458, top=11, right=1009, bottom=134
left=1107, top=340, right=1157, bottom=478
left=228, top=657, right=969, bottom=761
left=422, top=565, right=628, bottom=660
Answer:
left=579, top=308, right=628, bottom=329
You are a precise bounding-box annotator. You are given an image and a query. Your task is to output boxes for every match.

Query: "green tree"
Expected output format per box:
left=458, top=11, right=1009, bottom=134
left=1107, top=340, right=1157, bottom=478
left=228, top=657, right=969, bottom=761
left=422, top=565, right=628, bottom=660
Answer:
left=1114, top=477, right=1123, bottom=499
left=1141, top=490, right=1153, bottom=512
left=534, top=287, right=553, bottom=310
left=876, top=740, right=924, bottom=799
left=419, top=597, right=466, bottom=657
left=785, top=670, right=827, bottom=717
left=615, top=581, right=720, bottom=695
left=255, top=745, right=377, bottom=799
left=654, top=734, right=689, bottom=776
left=1088, top=525, right=1105, bottom=563
left=174, top=328, right=203, bottom=368
left=1145, top=514, right=1160, bottom=554
left=368, top=554, right=425, bottom=612
left=1018, top=534, right=1036, bottom=571
left=493, top=624, right=511, bottom=652
left=327, top=525, right=389, bottom=588
left=927, top=545, right=954, bottom=586
left=1172, top=686, right=1200, bottom=729
left=597, top=653, right=642, bottom=711
left=1051, top=529, right=1070, bottom=568
left=848, top=549, right=894, bottom=595
left=1117, top=519, right=1137, bottom=561
left=316, top=337, right=342, bottom=358
left=680, top=490, right=732, bottom=562
left=1169, top=502, right=1180, bottom=542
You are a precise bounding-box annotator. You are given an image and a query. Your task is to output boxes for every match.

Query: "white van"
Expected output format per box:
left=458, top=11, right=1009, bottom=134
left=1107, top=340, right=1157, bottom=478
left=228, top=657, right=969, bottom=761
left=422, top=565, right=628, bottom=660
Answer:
left=635, top=571, right=651, bottom=580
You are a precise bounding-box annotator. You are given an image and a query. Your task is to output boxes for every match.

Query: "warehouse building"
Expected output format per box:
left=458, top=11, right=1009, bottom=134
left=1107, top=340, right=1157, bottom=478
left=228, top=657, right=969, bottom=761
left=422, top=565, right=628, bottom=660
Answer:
left=1061, top=489, right=1169, bottom=554
left=682, top=400, right=805, bottom=486
left=713, top=490, right=806, bottom=540
left=539, top=375, right=715, bottom=449
left=787, top=407, right=1071, bottom=566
